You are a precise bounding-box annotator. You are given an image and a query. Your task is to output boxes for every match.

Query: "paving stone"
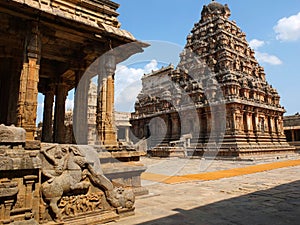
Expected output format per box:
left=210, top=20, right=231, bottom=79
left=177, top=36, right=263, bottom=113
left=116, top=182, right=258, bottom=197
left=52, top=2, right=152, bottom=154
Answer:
left=106, top=157, right=300, bottom=225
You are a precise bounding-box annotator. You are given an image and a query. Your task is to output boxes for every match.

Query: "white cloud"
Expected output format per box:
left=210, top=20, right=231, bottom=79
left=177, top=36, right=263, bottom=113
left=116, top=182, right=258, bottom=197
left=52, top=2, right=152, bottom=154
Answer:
left=115, top=60, right=159, bottom=112
left=274, top=12, right=300, bottom=41
left=255, top=52, right=282, bottom=65
left=249, top=39, right=283, bottom=66
left=65, top=98, right=74, bottom=111
left=144, top=60, right=158, bottom=74
left=249, top=39, right=265, bottom=49
left=36, top=102, right=44, bottom=123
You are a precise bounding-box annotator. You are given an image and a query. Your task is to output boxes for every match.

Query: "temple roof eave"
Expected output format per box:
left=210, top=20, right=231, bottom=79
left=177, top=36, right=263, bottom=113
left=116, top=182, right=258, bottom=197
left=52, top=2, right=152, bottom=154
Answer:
left=9, top=0, right=120, bottom=26
left=0, top=0, right=150, bottom=92
left=112, top=40, right=150, bottom=65
left=1, top=0, right=140, bottom=44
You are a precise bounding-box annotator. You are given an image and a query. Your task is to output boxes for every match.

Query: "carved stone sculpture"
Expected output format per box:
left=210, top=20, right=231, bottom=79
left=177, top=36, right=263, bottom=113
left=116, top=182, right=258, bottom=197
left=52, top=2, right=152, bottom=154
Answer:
left=40, top=144, right=135, bottom=222
left=107, top=187, right=135, bottom=209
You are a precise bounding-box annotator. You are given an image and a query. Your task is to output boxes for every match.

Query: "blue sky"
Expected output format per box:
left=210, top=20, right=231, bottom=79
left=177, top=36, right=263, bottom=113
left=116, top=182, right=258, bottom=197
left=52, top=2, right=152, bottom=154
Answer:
left=114, top=0, right=300, bottom=115
left=36, top=0, right=300, bottom=123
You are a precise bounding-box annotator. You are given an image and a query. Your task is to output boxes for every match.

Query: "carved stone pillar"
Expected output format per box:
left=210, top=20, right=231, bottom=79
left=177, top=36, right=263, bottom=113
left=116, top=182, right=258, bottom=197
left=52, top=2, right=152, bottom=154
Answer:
left=200, top=111, right=207, bottom=139
left=252, top=111, right=259, bottom=135
left=125, top=127, right=130, bottom=143
left=245, top=112, right=253, bottom=134
left=291, top=130, right=295, bottom=142
left=96, top=54, right=118, bottom=147
left=24, top=175, right=37, bottom=210
left=206, top=108, right=212, bottom=134
left=263, top=114, right=269, bottom=133
left=0, top=180, right=18, bottom=224
left=226, top=109, right=235, bottom=134
left=41, top=86, right=54, bottom=142
left=167, top=115, right=172, bottom=141
left=17, top=22, right=41, bottom=140
left=3, top=200, right=14, bottom=223
left=171, top=114, right=180, bottom=140
left=53, top=83, right=68, bottom=144
left=268, top=116, right=275, bottom=136
left=73, top=72, right=89, bottom=145
left=278, top=116, right=284, bottom=136
left=234, top=113, right=242, bottom=133
left=97, top=75, right=107, bottom=145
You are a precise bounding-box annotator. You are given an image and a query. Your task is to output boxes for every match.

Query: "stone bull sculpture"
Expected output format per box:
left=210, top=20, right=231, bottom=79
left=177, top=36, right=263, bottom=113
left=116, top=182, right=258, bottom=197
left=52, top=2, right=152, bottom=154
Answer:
left=40, top=145, right=134, bottom=222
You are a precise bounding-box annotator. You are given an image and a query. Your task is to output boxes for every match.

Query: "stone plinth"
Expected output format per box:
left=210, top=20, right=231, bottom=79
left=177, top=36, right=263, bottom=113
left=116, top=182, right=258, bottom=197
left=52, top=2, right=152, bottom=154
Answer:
left=0, top=126, right=41, bottom=225
left=96, top=146, right=148, bottom=196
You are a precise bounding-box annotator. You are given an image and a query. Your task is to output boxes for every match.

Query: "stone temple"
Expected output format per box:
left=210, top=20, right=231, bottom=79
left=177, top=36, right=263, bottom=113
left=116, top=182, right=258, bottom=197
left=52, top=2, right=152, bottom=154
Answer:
left=131, top=1, right=296, bottom=158
left=0, top=0, right=148, bottom=224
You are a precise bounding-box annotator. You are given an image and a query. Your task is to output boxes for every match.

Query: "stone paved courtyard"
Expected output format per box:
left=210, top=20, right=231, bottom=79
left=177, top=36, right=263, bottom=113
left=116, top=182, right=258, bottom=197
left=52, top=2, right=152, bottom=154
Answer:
left=106, top=156, right=300, bottom=225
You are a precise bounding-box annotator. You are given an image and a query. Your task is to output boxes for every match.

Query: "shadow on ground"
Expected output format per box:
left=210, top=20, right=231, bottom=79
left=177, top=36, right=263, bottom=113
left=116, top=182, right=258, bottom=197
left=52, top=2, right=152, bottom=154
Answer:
left=137, top=180, right=300, bottom=225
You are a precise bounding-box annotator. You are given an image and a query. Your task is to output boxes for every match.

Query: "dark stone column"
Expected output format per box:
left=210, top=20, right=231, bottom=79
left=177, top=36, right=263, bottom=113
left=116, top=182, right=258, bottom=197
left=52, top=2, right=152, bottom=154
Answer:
left=291, top=129, right=295, bottom=142
left=6, top=59, right=21, bottom=126
left=41, top=86, right=54, bottom=142
left=53, top=83, right=68, bottom=144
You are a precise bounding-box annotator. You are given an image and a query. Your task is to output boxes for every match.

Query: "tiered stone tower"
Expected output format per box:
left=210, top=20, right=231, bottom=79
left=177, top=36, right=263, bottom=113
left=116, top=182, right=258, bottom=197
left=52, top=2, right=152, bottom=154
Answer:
left=131, top=1, right=296, bottom=158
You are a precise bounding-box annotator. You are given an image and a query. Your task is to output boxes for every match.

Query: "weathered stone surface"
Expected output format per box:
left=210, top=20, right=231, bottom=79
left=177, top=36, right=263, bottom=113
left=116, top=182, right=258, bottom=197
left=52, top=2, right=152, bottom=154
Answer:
left=0, top=125, right=25, bottom=143
left=25, top=140, right=41, bottom=150
left=107, top=187, right=135, bottom=209
left=0, top=156, right=14, bottom=170
left=0, top=128, right=41, bottom=225
left=12, top=219, right=39, bottom=225
left=284, top=114, right=300, bottom=127
left=0, top=181, right=18, bottom=198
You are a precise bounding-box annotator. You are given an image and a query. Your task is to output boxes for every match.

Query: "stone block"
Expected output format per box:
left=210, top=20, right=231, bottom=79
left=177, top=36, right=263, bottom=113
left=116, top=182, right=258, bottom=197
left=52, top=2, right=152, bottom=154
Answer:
left=0, top=156, right=13, bottom=170
left=25, top=140, right=41, bottom=150
left=0, top=181, right=18, bottom=198
left=0, top=125, right=26, bottom=144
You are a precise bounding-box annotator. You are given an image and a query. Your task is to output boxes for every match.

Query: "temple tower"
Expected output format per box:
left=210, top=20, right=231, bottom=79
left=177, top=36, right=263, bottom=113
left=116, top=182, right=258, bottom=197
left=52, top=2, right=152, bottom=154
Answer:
left=131, top=1, right=295, bottom=158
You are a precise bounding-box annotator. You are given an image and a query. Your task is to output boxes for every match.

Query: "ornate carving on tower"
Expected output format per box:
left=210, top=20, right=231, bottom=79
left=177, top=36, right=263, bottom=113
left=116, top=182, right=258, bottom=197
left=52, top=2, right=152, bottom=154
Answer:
left=131, top=0, right=295, bottom=158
